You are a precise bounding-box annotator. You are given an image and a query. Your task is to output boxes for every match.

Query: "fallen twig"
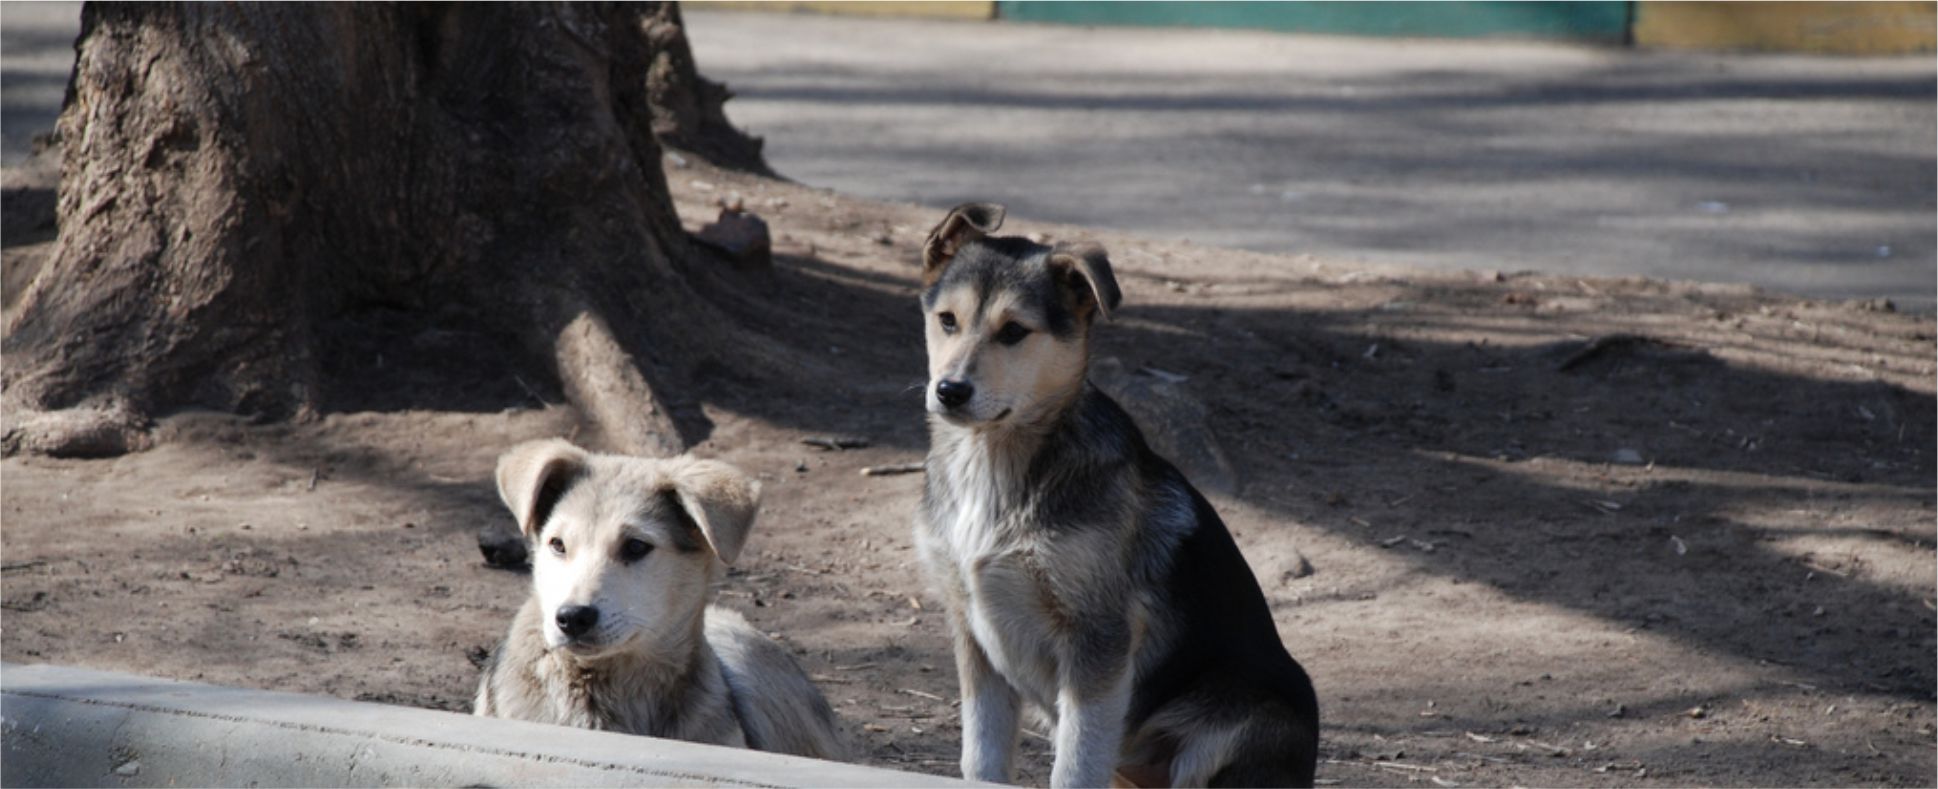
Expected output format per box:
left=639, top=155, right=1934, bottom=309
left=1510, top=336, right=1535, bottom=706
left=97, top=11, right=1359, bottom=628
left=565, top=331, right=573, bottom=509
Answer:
left=803, top=436, right=871, bottom=451
left=511, top=374, right=550, bottom=407
left=1800, top=560, right=1850, bottom=579
left=1516, top=739, right=1571, bottom=756
left=1583, top=499, right=1622, bottom=515
left=899, top=687, right=946, bottom=702
left=860, top=462, right=925, bottom=477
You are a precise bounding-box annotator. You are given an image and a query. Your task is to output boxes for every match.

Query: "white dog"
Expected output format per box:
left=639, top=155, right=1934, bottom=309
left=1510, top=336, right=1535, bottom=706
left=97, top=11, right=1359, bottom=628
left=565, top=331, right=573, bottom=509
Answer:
left=474, top=439, right=844, bottom=760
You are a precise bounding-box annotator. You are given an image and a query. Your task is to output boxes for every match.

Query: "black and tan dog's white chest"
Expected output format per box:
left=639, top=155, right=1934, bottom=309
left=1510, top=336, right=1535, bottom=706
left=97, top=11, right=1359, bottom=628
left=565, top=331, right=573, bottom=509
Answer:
left=916, top=430, right=1161, bottom=718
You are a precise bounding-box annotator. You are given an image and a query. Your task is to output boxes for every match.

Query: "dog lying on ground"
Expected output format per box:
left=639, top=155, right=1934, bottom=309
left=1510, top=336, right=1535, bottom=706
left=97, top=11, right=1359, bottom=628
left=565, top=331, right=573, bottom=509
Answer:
left=474, top=439, right=844, bottom=760
left=912, top=203, right=1320, bottom=787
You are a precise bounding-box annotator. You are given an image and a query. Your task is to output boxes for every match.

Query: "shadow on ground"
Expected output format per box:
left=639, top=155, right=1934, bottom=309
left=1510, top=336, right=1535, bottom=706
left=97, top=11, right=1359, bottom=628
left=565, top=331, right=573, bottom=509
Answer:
left=5, top=219, right=1932, bottom=785
left=195, top=232, right=1938, bottom=703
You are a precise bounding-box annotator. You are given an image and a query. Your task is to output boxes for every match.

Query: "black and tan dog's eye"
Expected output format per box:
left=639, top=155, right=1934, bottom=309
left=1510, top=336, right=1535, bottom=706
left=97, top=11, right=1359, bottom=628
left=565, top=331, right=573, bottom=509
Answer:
left=620, top=538, right=653, bottom=562
left=548, top=537, right=566, bottom=556
left=995, top=321, right=1031, bottom=346
left=938, top=312, right=958, bottom=333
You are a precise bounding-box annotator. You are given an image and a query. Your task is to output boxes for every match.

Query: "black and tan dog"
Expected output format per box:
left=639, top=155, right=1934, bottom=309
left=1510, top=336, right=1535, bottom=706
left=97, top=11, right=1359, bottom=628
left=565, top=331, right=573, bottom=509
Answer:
left=913, top=203, right=1319, bottom=787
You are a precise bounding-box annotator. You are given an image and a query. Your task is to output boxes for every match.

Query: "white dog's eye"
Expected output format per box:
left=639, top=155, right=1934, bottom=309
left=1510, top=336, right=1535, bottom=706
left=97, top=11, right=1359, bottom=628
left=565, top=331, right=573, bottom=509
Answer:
left=995, top=321, right=1031, bottom=346
left=938, top=312, right=958, bottom=334
left=620, top=538, right=653, bottom=562
left=548, top=537, right=566, bottom=556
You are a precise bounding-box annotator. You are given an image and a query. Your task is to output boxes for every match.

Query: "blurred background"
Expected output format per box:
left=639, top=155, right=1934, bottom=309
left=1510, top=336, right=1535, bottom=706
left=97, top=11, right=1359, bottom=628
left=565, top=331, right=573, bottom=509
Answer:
left=690, top=1, right=1938, bottom=307
left=6, top=1, right=1933, bottom=306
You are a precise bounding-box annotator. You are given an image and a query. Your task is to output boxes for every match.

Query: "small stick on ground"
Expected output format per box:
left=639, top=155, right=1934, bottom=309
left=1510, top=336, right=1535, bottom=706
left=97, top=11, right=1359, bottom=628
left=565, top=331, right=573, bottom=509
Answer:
left=511, top=374, right=551, bottom=407
left=1520, top=739, right=1571, bottom=755
left=803, top=436, right=871, bottom=450
left=860, top=462, right=925, bottom=477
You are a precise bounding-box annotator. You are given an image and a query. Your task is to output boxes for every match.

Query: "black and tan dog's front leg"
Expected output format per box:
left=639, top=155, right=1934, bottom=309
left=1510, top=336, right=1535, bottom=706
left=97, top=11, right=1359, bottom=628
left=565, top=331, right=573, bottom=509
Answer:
left=1050, top=613, right=1135, bottom=788
left=952, top=608, right=1023, bottom=783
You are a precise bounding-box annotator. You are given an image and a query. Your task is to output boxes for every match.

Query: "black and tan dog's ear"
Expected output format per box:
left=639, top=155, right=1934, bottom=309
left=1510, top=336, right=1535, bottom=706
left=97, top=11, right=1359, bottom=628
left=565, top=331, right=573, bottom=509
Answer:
left=1048, top=242, right=1123, bottom=321
left=496, top=438, right=590, bottom=538
left=663, top=457, right=761, bottom=565
left=922, top=202, right=1006, bottom=286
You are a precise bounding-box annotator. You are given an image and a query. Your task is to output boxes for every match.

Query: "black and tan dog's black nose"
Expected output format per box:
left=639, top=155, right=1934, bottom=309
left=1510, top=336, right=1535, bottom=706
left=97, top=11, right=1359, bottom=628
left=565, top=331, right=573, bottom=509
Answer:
left=935, top=380, right=974, bottom=409
left=555, top=605, right=600, bottom=638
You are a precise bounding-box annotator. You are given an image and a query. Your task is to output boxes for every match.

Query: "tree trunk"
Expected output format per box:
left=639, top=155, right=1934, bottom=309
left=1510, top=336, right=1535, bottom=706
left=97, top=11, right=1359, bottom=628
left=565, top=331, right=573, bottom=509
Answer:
left=2, top=2, right=762, bottom=457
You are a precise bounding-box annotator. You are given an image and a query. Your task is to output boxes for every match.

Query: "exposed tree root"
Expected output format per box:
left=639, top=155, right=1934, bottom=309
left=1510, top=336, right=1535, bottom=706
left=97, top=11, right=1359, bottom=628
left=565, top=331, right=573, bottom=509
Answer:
left=552, top=308, right=685, bottom=458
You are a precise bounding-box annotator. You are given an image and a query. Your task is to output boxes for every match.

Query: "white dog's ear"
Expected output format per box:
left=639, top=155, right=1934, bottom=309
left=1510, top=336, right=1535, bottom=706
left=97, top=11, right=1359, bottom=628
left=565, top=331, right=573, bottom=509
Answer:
left=495, top=439, right=589, bottom=538
left=664, top=457, right=761, bottom=565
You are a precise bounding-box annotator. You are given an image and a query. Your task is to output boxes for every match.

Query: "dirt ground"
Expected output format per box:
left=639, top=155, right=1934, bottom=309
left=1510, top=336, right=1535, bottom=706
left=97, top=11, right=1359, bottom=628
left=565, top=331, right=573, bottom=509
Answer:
left=4, top=154, right=1935, bottom=787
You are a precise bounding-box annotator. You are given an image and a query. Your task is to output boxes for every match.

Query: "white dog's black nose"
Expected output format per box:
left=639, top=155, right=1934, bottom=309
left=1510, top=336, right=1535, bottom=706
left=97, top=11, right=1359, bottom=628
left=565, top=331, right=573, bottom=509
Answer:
left=556, top=605, right=600, bottom=638
left=935, top=379, right=974, bottom=409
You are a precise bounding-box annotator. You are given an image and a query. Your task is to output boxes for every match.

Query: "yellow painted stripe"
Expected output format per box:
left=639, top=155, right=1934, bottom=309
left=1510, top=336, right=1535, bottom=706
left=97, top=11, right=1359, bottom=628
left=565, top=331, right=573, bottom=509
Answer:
left=1634, top=1, right=1936, bottom=54
left=688, top=1, right=996, bottom=21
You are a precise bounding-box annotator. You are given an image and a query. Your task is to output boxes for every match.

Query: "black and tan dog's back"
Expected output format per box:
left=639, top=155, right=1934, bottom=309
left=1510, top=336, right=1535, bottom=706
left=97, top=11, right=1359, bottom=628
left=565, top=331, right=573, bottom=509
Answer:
left=913, top=203, right=1319, bottom=788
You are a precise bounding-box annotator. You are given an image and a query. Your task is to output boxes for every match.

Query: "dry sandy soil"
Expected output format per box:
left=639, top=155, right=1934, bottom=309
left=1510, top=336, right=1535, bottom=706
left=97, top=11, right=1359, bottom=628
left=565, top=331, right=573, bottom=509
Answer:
left=4, top=154, right=1935, bottom=787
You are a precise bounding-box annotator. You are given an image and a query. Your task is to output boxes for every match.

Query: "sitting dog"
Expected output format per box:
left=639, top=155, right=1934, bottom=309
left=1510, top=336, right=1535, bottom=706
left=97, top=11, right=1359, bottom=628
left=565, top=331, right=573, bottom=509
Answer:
left=913, top=204, right=1320, bottom=787
left=474, top=439, right=844, bottom=760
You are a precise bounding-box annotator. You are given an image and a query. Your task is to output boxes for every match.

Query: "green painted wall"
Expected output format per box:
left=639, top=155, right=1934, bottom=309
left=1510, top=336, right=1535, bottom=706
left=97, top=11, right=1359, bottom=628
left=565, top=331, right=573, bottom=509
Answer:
left=997, top=1, right=1633, bottom=42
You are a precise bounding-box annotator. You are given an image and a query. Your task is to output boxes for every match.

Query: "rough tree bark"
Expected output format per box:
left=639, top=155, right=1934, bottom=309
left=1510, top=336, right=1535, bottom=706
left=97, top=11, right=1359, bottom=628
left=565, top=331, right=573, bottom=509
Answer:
left=640, top=3, right=771, bottom=176
left=2, top=3, right=764, bottom=457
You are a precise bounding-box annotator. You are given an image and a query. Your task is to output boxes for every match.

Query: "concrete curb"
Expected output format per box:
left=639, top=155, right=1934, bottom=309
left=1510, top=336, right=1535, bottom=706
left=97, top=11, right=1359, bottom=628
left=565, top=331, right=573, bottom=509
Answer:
left=1, top=662, right=970, bottom=787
